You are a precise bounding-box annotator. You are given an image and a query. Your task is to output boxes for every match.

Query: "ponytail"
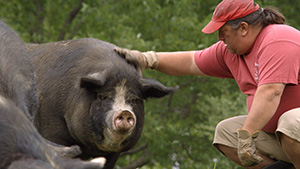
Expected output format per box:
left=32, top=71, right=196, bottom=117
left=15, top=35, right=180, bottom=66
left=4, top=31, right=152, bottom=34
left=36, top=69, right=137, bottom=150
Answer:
left=261, top=7, right=285, bottom=26
left=227, top=5, right=286, bottom=30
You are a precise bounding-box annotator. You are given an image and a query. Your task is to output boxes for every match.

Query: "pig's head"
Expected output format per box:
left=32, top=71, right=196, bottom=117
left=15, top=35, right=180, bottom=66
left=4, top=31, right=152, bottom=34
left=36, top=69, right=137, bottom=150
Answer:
left=66, top=66, right=176, bottom=157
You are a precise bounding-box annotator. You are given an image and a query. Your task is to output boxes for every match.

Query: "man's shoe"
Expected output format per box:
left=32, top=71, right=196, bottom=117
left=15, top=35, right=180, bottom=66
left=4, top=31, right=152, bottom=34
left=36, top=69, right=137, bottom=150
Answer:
left=263, top=160, right=294, bottom=169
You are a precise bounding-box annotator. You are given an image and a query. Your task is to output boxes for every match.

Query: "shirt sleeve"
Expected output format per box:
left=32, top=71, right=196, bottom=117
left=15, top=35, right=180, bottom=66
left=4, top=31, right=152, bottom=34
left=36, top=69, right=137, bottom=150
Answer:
left=257, top=41, right=300, bottom=86
left=194, top=41, right=233, bottom=79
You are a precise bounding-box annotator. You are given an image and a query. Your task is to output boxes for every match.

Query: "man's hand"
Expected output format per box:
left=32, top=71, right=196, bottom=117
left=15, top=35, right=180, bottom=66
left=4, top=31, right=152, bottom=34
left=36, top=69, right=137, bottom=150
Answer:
left=114, top=47, right=159, bottom=75
left=237, top=129, right=264, bottom=166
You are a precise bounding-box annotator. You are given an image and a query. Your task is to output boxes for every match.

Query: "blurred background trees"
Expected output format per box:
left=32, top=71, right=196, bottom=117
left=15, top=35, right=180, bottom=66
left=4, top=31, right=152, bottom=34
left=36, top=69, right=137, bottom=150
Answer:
left=1, top=0, right=299, bottom=168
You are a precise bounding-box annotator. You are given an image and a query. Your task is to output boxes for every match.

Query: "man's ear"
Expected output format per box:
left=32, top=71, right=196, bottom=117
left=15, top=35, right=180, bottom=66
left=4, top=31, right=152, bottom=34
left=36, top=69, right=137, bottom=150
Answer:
left=240, top=22, right=249, bottom=37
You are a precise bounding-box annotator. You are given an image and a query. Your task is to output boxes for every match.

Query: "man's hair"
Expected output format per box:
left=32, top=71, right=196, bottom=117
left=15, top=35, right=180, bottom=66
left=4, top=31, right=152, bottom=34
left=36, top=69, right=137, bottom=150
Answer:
left=227, top=5, right=286, bottom=30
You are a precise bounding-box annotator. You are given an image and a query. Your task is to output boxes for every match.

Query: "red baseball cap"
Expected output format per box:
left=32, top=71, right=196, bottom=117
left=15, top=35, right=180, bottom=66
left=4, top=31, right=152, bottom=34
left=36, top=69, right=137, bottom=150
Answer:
left=202, top=0, right=260, bottom=34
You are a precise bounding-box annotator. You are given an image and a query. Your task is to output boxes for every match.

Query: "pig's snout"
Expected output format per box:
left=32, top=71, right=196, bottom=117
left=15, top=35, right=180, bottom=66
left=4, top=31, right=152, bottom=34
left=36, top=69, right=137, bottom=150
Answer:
left=113, top=110, right=136, bottom=132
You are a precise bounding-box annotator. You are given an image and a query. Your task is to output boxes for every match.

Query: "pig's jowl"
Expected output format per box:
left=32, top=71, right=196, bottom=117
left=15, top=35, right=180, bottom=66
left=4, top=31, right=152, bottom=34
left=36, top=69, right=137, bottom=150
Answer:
left=27, top=38, right=176, bottom=168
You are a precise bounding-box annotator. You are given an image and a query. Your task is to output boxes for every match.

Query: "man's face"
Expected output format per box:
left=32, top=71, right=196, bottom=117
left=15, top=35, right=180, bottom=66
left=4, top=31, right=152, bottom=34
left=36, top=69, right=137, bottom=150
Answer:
left=218, top=23, right=249, bottom=55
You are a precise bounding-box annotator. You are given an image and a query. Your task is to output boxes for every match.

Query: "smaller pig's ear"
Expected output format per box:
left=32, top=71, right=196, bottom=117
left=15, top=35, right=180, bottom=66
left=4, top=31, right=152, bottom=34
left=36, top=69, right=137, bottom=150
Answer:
left=80, top=72, right=107, bottom=89
left=141, top=78, right=177, bottom=99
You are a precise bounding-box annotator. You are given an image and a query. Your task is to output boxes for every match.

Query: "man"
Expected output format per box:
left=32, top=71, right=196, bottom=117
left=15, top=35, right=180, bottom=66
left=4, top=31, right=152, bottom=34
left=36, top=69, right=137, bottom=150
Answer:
left=115, top=0, right=300, bottom=168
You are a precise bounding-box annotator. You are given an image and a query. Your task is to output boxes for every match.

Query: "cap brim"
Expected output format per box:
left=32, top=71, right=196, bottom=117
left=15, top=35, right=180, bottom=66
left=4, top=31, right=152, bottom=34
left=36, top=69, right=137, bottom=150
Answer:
left=202, top=20, right=226, bottom=34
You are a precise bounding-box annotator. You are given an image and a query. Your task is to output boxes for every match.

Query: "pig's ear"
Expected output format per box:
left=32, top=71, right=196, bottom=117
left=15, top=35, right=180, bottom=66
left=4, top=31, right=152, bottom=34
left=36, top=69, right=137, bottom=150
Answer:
left=80, top=72, right=107, bottom=89
left=141, top=78, right=177, bottom=99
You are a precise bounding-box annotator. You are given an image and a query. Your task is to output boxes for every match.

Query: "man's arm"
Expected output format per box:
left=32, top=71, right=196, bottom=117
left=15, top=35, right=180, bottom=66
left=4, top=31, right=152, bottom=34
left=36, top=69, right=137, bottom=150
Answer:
left=237, top=83, right=285, bottom=166
left=242, top=83, right=286, bottom=134
left=156, top=51, right=205, bottom=76
left=115, top=48, right=205, bottom=76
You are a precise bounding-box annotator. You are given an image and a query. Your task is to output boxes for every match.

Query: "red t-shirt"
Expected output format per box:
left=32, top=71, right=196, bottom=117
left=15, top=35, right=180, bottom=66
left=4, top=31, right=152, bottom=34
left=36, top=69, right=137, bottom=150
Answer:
left=194, top=24, right=300, bottom=133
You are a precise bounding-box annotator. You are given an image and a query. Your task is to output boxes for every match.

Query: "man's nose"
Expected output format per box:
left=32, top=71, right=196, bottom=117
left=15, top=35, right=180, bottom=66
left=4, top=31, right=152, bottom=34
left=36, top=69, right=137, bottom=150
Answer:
left=218, top=32, right=224, bottom=41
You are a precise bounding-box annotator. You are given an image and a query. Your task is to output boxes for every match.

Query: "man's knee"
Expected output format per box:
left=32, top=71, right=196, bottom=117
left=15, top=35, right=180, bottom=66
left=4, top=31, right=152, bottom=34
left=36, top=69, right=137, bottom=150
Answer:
left=213, top=116, right=247, bottom=150
left=276, top=108, right=300, bottom=142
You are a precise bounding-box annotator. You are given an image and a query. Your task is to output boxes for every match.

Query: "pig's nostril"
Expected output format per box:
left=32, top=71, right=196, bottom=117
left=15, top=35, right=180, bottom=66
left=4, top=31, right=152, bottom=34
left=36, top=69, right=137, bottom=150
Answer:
left=127, top=117, right=134, bottom=125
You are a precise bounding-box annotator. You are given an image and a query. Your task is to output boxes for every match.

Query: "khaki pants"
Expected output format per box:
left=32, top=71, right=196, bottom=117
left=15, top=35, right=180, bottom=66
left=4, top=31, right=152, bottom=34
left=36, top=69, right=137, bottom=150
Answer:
left=213, top=108, right=300, bottom=163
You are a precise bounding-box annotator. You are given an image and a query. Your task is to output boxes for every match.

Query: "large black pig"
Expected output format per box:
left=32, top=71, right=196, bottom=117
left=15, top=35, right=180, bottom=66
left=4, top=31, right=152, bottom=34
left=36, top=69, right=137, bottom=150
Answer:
left=27, top=38, right=176, bottom=168
left=0, top=95, right=106, bottom=169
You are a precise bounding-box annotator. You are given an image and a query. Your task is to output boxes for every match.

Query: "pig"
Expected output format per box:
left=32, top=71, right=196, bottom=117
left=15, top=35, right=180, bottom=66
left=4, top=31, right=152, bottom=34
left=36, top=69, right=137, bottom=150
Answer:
left=26, top=38, right=176, bottom=169
left=0, top=95, right=106, bottom=169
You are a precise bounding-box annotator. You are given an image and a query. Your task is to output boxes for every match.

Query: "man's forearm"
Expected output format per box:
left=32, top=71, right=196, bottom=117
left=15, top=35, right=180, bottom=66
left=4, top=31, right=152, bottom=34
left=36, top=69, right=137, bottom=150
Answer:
left=156, top=51, right=203, bottom=76
left=242, top=83, right=285, bottom=134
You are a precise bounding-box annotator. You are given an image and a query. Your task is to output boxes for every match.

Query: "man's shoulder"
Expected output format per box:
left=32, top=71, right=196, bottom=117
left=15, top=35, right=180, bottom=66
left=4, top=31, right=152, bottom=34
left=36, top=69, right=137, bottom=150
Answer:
left=262, top=24, right=300, bottom=41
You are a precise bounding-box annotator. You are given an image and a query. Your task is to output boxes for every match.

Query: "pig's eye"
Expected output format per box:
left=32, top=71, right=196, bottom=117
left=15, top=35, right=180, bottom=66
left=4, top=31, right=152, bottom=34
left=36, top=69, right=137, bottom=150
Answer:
left=128, top=98, right=141, bottom=104
left=98, top=94, right=108, bottom=100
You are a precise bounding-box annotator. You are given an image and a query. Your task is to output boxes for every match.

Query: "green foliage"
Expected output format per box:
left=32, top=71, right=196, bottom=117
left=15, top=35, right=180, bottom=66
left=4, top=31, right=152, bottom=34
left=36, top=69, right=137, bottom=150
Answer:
left=1, top=0, right=299, bottom=168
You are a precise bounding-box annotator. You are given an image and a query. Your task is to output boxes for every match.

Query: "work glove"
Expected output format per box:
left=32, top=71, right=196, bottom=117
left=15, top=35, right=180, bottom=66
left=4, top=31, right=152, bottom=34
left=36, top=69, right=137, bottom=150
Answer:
left=237, top=129, right=264, bottom=166
left=114, top=47, right=159, bottom=75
